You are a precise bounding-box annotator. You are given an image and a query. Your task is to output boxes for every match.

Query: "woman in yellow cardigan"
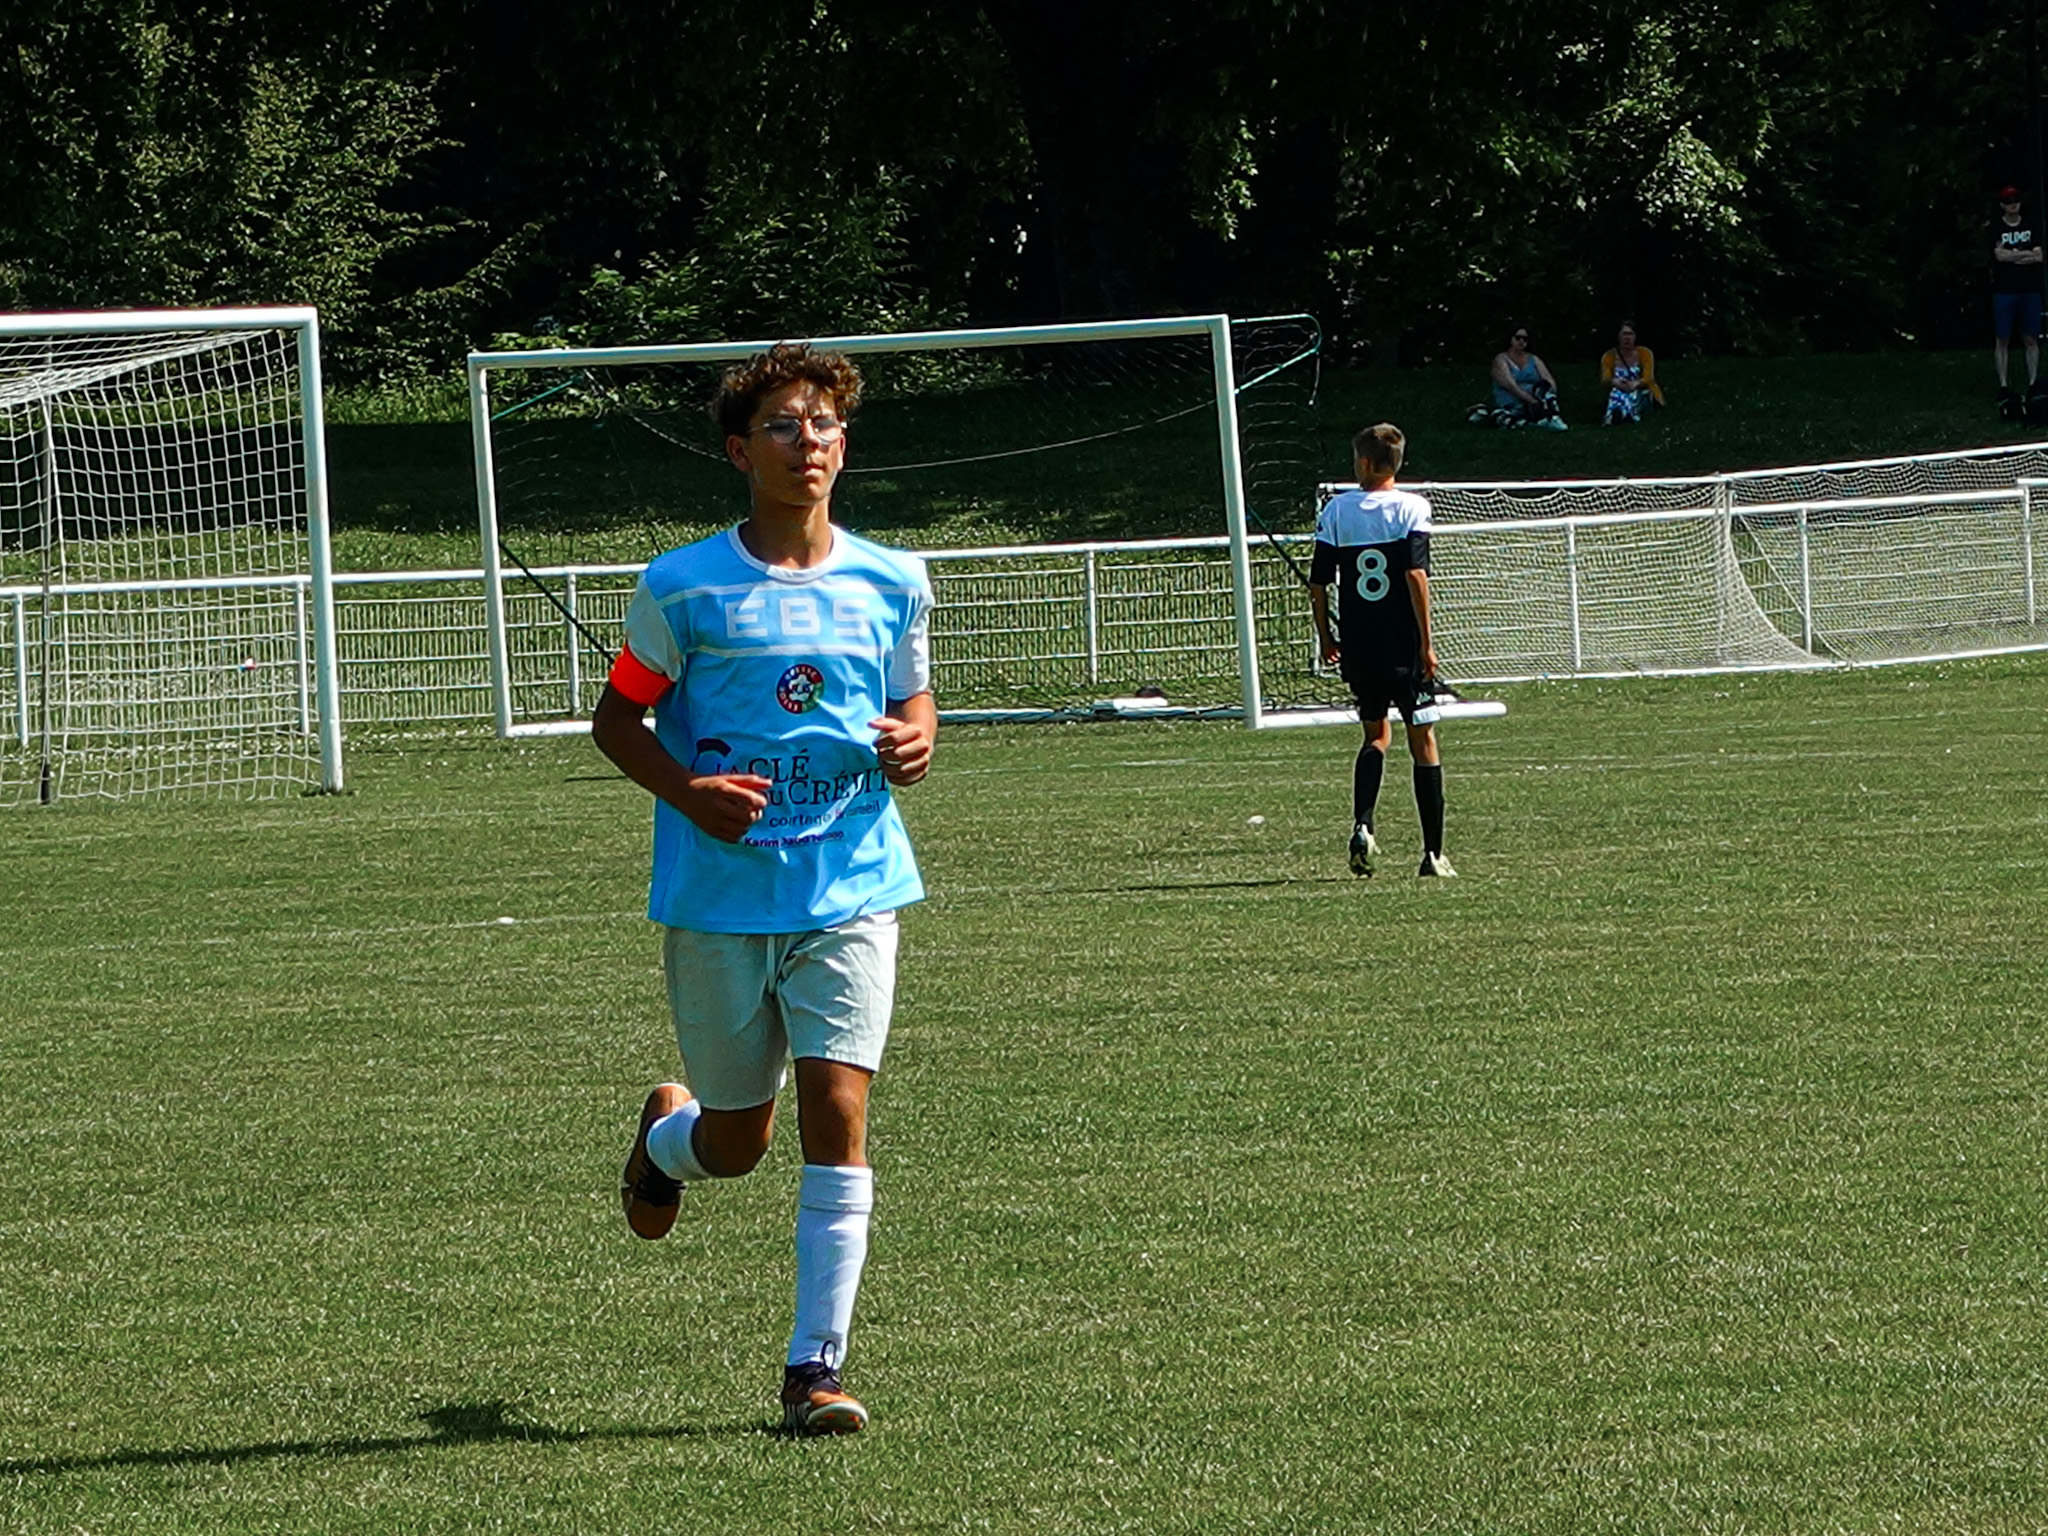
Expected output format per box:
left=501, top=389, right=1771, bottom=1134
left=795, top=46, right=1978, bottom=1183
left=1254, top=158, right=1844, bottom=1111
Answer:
left=1599, top=322, right=1665, bottom=424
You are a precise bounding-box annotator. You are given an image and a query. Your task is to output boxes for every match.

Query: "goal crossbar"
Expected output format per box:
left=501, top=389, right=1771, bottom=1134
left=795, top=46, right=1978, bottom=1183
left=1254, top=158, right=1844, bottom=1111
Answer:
left=472, top=316, right=1250, bottom=373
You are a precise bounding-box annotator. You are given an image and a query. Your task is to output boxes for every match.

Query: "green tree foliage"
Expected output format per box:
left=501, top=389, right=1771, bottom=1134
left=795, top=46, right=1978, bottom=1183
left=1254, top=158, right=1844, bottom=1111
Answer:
left=510, top=172, right=939, bottom=350
left=398, top=0, right=1027, bottom=353
left=1308, top=1, right=1954, bottom=359
left=2, top=1, right=2036, bottom=377
left=0, top=0, right=443, bottom=378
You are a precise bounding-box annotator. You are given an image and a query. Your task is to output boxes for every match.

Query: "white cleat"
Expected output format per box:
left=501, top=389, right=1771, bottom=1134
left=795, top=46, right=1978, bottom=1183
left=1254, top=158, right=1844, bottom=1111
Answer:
left=1348, top=824, right=1379, bottom=878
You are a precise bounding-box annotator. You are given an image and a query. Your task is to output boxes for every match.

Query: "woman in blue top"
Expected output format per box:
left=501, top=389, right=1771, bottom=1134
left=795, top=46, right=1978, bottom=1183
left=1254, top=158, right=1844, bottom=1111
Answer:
left=1489, top=325, right=1566, bottom=430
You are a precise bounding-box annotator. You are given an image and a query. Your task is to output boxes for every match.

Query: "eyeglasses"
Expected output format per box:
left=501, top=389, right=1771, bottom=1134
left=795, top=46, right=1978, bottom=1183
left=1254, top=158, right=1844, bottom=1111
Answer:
left=749, top=415, right=844, bottom=446
left=1511, top=333, right=1529, bottom=342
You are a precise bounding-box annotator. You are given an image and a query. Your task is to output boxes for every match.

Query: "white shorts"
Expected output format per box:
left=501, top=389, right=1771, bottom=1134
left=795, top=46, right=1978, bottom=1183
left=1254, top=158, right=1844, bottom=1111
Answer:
left=660, top=911, right=899, bottom=1110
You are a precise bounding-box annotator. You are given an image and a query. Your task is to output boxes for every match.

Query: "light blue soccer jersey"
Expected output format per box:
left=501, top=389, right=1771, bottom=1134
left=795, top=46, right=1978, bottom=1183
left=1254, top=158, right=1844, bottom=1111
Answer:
left=620, top=526, right=933, bottom=935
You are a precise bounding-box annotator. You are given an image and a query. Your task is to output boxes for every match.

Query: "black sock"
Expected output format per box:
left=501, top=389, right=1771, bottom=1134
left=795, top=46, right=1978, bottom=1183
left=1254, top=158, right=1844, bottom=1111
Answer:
left=1353, top=743, right=1385, bottom=828
left=1414, top=762, right=1445, bottom=854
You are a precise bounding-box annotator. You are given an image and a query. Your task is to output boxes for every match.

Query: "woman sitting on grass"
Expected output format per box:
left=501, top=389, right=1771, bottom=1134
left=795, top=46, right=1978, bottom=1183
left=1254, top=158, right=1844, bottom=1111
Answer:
left=1489, top=326, right=1566, bottom=430
left=1599, top=322, right=1665, bottom=425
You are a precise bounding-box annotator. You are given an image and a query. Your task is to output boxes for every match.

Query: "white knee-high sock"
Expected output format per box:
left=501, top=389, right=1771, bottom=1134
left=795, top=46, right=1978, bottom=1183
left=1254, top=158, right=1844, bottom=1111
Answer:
left=646, top=1097, right=709, bottom=1182
left=788, top=1164, right=874, bottom=1369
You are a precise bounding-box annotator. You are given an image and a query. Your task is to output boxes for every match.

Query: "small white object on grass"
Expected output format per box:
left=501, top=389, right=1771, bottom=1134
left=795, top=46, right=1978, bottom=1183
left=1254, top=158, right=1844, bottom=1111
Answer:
left=1246, top=815, right=1266, bottom=827
left=495, top=916, right=517, bottom=926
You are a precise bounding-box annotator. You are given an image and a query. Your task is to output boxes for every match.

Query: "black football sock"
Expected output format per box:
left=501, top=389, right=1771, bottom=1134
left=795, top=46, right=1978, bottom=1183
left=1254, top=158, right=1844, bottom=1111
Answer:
left=1354, top=743, right=1385, bottom=828
left=1414, top=762, right=1445, bottom=854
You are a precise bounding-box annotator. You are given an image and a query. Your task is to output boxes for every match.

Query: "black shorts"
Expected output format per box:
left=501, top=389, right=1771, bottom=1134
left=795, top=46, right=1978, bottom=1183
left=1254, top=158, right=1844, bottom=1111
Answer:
left=1347, top=664, right=1439, bottom=727
left=1995, top=291, right=2043, bottom=340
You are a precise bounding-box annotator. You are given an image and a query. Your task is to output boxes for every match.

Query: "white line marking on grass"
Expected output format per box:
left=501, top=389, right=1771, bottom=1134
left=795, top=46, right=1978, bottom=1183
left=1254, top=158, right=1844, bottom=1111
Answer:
left=943, top=754, right=1312, bottom=779
left=316, top=910, right=649, bottom=940
left=67, top=911, right=646, bottom=952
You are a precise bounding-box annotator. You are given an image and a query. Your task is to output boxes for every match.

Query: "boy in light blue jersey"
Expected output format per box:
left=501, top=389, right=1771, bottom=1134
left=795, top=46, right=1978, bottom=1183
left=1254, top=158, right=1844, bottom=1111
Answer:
left=593, top=342, right=936, bottom=1436
left=618, top=520, right=930, bottom=933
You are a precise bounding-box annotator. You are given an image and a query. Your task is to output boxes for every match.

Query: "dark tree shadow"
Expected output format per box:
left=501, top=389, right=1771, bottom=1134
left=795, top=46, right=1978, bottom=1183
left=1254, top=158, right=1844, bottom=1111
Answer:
left=0, top=1399, right=778, bottom=1479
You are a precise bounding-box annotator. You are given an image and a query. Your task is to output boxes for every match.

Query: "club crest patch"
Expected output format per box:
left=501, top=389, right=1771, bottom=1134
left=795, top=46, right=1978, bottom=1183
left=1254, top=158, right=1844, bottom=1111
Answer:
left=775, top=663, right=825, bottom=714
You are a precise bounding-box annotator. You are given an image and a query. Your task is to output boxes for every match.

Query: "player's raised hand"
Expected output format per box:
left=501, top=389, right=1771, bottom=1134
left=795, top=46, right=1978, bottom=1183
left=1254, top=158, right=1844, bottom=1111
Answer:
left=675, top=772, right=773, bottom=842
left=870, top=714, right=933, bottom=785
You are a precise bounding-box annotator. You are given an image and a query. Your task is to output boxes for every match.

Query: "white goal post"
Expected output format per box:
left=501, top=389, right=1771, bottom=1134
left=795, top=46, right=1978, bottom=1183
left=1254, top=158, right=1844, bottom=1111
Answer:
left=467, top=314, right=1312, bottom=734
left=0, top=307, right=343, bottom=804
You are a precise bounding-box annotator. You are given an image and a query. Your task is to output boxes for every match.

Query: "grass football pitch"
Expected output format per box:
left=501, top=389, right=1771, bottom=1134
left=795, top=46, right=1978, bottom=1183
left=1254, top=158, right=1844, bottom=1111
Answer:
left=3, top=657, right=2045, bottom=1534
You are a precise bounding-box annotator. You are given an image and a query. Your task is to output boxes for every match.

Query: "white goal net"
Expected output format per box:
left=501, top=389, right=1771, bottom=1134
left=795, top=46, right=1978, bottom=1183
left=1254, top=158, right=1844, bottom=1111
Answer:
left=467, top=315, right=1324, bottom=731
left=1387, top=443, right=2048, bottom=682
left=0, top=309, right=342, bottom=804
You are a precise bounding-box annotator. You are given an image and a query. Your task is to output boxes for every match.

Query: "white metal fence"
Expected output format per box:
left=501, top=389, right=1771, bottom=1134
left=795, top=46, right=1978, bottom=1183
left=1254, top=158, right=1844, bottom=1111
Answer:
left=8, top=478, right=2048, bottom=744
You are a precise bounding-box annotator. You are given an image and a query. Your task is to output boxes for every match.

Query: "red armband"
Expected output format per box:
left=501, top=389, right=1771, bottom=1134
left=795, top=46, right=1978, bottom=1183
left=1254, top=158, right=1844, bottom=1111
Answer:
left=608, top=645, right=673, bottom=706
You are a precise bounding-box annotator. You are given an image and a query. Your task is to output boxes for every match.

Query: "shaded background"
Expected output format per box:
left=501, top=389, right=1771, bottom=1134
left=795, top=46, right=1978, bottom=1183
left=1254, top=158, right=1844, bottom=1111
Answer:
left=0, top=0, right=2040, bottom=381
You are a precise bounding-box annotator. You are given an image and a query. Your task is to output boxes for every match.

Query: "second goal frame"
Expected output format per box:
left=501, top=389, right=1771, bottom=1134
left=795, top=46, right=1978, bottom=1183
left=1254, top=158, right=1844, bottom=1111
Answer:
left=466, top=314, right=1271, bottom=734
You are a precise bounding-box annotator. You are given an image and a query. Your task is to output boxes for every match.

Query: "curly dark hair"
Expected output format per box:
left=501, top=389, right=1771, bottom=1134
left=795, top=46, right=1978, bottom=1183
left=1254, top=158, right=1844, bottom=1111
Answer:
left=710, top=342, right=864, bottom=439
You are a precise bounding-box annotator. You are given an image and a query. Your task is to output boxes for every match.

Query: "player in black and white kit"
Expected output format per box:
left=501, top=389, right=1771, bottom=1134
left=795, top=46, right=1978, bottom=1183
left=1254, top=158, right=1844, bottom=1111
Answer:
left=1308, top=422, right=1454, bottom=879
